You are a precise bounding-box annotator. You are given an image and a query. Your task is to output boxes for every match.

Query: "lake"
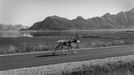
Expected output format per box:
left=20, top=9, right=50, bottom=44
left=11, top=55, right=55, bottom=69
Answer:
left=0, top=29, right=134, bottom=37
left=0, top=31, right=33, bottom=37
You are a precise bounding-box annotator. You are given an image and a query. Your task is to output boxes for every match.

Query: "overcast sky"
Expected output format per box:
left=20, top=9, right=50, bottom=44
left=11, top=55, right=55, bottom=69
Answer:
left=0, top=0, right=134, bottom=26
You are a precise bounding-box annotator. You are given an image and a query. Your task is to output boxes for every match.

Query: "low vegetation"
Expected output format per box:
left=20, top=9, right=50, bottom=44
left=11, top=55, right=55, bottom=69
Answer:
left=1, top=55, right=134, bottom=75
left=0, top=30, right=134, bottom=54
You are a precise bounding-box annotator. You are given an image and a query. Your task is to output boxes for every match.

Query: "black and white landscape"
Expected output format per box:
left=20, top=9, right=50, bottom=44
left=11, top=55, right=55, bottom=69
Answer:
left=1, top=0, right=134, bottom=75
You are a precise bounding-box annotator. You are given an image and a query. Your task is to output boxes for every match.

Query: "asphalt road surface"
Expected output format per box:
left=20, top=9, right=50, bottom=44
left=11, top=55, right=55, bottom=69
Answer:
left=1, top=45, right=134, bottom=71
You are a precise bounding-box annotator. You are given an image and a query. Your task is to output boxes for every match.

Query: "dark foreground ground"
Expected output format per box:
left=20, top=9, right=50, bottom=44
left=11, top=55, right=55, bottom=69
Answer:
left=1, top=45, right=134, bottom=71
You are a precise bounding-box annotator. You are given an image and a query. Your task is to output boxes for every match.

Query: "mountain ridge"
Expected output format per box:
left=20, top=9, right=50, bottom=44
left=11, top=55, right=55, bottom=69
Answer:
left=28, top=8, right=134, bottom=30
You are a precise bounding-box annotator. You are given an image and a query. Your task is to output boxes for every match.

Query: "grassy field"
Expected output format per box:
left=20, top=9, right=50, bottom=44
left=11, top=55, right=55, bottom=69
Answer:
left=0, top=30, right=134, bottom=54
left=1, top=54, right=134, bottom=75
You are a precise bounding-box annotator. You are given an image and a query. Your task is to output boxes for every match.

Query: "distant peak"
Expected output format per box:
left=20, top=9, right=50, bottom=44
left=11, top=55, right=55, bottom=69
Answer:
left=76, top=16, right=85, bottom=20
left=104, top=13, right=111, bottom=16
left=47, top=15, right=61, bottom=19
left=102, top=13, right=111, bottom=17
left=43, top=15, right=69, bottom=21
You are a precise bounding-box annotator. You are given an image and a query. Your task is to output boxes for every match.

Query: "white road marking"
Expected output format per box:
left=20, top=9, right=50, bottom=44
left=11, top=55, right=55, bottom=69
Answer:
left=0, top=45, right=133, bottom=56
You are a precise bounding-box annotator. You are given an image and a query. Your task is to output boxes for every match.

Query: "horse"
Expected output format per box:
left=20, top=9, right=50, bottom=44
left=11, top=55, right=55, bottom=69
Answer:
left=52, top=38, right=80, bottom=55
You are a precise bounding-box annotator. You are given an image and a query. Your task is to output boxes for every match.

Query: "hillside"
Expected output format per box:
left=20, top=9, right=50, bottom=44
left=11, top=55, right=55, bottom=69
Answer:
left=28, top=8, right=134, bottom=30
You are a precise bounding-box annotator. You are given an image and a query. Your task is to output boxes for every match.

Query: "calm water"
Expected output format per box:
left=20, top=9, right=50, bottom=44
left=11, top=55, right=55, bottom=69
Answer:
left=0, top=29, right=134, bottom=37
left=0, top=31, right=33, bottom=37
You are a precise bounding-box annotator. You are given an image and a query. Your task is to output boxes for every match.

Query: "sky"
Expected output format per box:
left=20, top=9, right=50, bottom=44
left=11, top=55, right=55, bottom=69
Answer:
left=0, top=0, right=134, bottom=26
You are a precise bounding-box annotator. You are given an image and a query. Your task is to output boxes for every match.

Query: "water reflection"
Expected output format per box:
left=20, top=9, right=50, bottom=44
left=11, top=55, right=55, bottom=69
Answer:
left=1, top=29, right=132, bottom=37
left=0, top=31, right=33, bottom=37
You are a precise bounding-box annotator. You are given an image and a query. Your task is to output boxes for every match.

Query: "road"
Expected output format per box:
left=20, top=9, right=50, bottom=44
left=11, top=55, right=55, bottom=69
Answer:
left=1, top=45, right=134, bottom=71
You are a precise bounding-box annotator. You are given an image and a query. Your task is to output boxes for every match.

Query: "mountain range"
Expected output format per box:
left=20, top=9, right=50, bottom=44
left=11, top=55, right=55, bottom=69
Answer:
left=28, top=8, right=134, bottom=30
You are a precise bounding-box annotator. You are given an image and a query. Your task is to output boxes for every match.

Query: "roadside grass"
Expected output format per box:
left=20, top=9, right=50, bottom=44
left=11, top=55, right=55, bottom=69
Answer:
left=1, top=55, right=134, bottom=75
left=0, top=37, right=126, bottom=54
left=0, top=30, right=134, bottom=54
